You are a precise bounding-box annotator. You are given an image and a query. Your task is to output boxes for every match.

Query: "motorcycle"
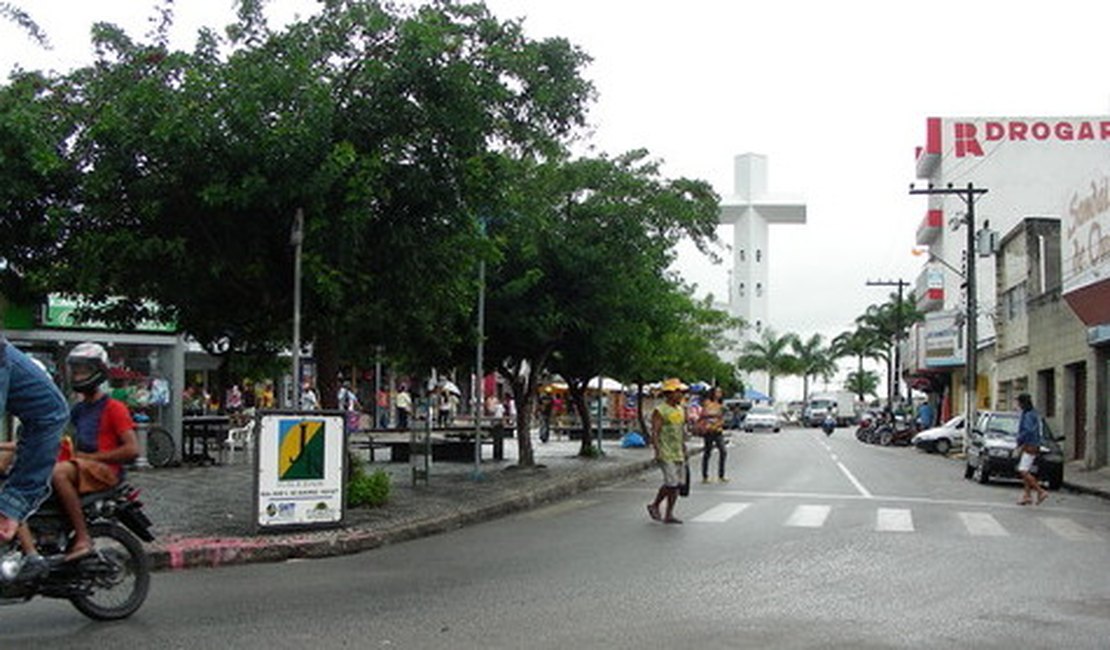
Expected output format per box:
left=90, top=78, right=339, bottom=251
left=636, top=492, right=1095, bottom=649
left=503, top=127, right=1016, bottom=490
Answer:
left=821, top=414, right=836, bottom=436
left=856, top=412, right=876, bottom=443
left=876, top=420, right=916, bottom=447
left=0, top=482, right=154, bottom=620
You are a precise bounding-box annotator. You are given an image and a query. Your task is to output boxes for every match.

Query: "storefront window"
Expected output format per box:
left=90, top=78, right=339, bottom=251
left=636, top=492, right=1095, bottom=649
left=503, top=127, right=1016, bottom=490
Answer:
left=104, top=345, right=174, bottom=429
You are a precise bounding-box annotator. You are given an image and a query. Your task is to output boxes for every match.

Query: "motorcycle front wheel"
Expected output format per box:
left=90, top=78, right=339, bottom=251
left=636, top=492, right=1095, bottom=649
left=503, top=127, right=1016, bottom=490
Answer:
left=69, top=522, right=151, bottom=621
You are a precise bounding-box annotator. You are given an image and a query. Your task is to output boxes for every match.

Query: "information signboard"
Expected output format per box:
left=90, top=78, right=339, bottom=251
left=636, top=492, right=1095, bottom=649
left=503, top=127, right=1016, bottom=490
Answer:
left=254, top=410, right=346, bottom=531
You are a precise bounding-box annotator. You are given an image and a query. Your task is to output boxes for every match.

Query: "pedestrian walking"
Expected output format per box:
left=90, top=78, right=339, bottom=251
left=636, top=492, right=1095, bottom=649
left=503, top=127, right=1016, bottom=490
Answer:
left=698, top=387, right=728, bottom=483
left=1015, top=393, right=1049, bottom=506
left=376, top=388, right=390, bottom=428
left=337, top=381, right=359, bottom=412
left=646, top=378, right=688, bottom=525
left=395, top=385, right=412, bottom=430
left=0, top=337, right=69, bottom=544
left=301, top=382, right=319, bottom=410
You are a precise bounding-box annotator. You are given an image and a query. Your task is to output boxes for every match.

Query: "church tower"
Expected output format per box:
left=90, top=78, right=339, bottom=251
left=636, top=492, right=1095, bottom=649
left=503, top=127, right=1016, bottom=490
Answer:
left=718, top=153, right=806, bottom=397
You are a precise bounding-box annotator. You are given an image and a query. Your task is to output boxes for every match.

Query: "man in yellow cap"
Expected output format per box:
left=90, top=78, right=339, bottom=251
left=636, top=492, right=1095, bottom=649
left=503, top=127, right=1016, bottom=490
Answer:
left=647, top=378, right=688, bottom=524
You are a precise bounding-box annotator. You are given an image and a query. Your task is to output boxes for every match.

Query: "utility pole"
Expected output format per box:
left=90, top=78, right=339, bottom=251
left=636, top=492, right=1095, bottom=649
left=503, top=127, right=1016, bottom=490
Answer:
left=909, top=182, right=989, bottom=436
left=865, top=278, right=911, bottom=407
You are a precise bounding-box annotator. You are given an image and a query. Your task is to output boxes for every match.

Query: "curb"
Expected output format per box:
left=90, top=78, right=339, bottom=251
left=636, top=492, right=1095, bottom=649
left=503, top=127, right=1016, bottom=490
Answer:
left=1062, top=480, right=1110, bottom=501
left=148, top=457, right=657, bottom=572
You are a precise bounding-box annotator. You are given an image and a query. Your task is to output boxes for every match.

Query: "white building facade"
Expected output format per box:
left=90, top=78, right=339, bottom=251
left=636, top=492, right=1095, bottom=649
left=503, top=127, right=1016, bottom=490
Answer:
left=909, top=115, right=1110, bottom=468
left=718, top=153, right=806, bottom=398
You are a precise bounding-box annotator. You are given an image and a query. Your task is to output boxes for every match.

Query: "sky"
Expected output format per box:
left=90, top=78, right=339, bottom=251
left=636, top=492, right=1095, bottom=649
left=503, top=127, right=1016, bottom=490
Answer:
left=3, top=0, right=1109, bottom=397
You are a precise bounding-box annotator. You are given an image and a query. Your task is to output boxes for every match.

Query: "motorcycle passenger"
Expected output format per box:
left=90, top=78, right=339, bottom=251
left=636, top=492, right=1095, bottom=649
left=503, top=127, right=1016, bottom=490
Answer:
left=54, top=343, right=138, bottom=561
left=0, top=337, right=69, bottom=547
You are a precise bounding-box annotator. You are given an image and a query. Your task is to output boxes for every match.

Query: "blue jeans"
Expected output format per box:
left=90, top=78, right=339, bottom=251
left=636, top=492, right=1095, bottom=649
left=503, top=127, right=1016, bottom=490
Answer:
left=0, top=341, right=69, bottom=522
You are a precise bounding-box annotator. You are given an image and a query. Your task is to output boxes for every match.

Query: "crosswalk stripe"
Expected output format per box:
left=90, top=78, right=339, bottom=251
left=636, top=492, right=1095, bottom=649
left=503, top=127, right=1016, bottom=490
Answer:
left=959, top=512, right=1008, bottom=537
left=876, top=508, right=914, bottom=532
left=692, top=502, right=751, bottom=523
left=1040, top=517, right=1102, bottom=542
left=785, top=504, right=831, bottom=528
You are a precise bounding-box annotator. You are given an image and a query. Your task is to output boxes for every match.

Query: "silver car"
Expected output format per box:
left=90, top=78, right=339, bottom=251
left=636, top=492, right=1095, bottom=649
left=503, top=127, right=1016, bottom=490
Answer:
left=743, top=405, right=781, bottom=433
left=911, top=416, right=965, bottom=455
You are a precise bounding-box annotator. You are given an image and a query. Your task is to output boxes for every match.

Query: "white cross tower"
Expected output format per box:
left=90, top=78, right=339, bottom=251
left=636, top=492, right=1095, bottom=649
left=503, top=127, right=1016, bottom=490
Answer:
left=718, top=153, right=806, bottom=396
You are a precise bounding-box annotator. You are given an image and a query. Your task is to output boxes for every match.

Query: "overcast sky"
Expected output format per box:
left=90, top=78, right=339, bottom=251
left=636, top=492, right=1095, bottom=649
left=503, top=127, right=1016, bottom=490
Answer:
left=4, top=0, right=1109, bottom=395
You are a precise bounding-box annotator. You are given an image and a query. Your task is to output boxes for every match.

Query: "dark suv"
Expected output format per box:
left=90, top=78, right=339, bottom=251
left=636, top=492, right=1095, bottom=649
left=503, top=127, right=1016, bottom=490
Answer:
left=963, top=411, right=1065, bottom=490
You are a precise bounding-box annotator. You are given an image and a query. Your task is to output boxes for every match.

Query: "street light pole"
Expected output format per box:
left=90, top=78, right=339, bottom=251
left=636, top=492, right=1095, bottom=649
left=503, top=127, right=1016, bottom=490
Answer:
left=473, top=217, right=487, bottom=481
left=909, top=183, right=988, bottom=436
left=290, top=208, right=304, bottom=410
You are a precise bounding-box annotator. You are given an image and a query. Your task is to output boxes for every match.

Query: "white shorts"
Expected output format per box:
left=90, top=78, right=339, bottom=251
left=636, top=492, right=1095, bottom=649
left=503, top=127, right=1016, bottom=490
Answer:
left=659, top=461, right=685, bottom=487
left=1017, top=451, right=1037, bottom=473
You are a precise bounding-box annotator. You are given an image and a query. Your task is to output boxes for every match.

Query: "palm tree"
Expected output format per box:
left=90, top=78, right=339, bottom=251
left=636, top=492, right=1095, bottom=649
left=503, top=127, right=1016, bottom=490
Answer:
left=791, top=333, right=837, bottom=402
left=854, top=292, right=924, bottom=405
left=736, top=328, right=797, bottom=401
left=831, top=329, right=886, bottom=401
left=845, top=369, right=880, bottom=401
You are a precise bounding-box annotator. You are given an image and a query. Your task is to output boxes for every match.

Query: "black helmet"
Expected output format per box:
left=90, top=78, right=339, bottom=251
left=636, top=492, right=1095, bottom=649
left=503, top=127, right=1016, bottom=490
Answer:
left=66, top=342, right=109, bottom=393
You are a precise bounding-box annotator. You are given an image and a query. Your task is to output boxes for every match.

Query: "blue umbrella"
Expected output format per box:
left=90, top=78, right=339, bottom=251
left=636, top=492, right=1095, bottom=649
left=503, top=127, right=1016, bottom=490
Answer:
left=744, top=387, right=772, bottom=402
left=688, top=381, right=711, bottom=393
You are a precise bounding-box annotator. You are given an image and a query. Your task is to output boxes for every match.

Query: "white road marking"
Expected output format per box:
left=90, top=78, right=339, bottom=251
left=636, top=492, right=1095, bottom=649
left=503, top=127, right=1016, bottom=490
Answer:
left=875, top=508, right=914, bottom=533
left=785, top=504, right=831, bottom=528
left=605, top=486, right=1108, bottom=517
left=836, top=461, right=873, bottom=498
left=691, top=502, right=751, bottom=523
left=1040, top=517, right=1102, bottom=542
left=959, top=512, right=1008, bottom=537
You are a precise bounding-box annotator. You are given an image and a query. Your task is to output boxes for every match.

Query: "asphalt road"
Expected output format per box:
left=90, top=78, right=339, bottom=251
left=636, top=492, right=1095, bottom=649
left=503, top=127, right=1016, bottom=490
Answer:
left=4, top=425, right=1109, bottom=649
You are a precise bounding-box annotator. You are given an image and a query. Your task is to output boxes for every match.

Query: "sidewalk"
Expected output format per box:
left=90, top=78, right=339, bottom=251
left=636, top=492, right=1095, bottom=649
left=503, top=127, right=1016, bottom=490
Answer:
left=128, top=435, right=659, bottom=571
left=1063, top=461, right=1110, bottom=500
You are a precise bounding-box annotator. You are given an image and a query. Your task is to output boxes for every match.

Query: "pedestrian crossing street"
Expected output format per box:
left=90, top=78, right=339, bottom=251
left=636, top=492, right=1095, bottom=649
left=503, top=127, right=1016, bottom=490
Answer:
left=684, top=501, right=1106, bottom=542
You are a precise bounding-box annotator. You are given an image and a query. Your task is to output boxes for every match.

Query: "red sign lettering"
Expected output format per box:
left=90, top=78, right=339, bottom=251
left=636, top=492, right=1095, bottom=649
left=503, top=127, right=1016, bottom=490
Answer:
left=951, top=119, right=1110, bottom=157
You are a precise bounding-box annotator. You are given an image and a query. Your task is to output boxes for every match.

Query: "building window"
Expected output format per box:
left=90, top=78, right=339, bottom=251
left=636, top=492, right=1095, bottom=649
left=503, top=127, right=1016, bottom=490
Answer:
left=756, top=249, right=762, bottom=263
left=1003, top=282, right=1026, bottom=321
left=738, top=283, right=745, bottom=298
left=1037, top=368, right=1055, bottom=417
left=739, top=249, right=746, bottom=262
left=756, top=283, right=763, bottom=297
left=756, top=320, right=762, bottom=331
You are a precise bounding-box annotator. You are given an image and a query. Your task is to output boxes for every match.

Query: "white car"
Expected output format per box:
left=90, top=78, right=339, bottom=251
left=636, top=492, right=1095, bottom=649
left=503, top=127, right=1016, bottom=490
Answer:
left=743, top=405, right=781, bottom=433
left=911, top=416, right=965, bottom=455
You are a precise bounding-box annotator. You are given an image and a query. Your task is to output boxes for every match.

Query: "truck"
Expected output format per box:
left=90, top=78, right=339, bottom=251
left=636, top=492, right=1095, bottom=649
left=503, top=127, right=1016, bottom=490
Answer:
left=803, top=391, right=858, bottom=427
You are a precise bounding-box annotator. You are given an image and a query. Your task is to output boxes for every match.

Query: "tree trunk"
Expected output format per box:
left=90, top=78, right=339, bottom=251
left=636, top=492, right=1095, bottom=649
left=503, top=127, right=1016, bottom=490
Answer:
left=315, top=329, right=340, bottom=411
left=500, top=358, right=545, bottom=467
left=636, top=384, right=648, bottom=437
left=568, top=382, right=595, bottom=457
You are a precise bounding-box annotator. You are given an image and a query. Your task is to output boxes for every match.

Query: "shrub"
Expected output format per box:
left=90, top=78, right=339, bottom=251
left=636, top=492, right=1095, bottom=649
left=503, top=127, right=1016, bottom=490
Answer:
left=347, top=458, right=391, bottom=508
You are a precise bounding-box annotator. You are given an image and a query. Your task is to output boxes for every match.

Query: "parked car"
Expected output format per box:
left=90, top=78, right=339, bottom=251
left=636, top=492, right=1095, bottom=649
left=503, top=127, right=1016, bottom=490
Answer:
left=911, top=416, right=965, bottom=455
left=963, top=411, right=1065, bottom=490
left=743, top=405, right=781, bottom=433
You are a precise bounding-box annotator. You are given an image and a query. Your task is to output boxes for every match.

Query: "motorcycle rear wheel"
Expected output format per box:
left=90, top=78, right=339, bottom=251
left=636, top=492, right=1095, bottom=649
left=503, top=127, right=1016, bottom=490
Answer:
left=69, top=523, right=151, bottom=621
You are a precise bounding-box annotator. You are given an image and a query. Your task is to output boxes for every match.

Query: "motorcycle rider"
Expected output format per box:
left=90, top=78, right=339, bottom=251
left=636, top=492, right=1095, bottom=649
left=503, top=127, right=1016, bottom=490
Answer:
left=0, top=337, right=69, bottom=547
left=54, top=343, right=138, bottom=561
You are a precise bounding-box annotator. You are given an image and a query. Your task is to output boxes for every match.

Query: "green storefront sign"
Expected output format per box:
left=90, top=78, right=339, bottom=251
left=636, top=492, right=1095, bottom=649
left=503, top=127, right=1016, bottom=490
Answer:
left=40, top=295, right=176, bottom=333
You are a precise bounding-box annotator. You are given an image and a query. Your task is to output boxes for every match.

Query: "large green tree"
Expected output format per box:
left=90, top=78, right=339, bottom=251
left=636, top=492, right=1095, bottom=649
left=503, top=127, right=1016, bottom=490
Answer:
left=483, top=150, right=721, bottom=462
left=15, top=1, right=594, bottom=406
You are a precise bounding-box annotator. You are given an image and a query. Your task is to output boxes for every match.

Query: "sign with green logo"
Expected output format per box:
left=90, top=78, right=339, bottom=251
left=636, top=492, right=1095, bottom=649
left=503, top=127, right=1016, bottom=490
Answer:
left=41, top=294, right=176, bottom=332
